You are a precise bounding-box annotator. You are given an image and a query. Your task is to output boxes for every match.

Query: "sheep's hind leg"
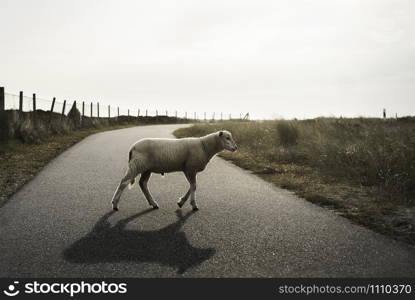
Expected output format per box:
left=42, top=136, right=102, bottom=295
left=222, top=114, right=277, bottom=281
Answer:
left=111, top=172, right=133, bottom=211
left=139, top=171, right=159, bottom=209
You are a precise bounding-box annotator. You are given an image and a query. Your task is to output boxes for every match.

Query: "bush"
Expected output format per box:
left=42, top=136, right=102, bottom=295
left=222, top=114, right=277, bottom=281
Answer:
left=276, top=122, right=299, bottom=147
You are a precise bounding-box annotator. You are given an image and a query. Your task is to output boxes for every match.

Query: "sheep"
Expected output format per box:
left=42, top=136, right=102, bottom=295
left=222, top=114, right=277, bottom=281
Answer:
left=111, top=130, right=237, bottom=211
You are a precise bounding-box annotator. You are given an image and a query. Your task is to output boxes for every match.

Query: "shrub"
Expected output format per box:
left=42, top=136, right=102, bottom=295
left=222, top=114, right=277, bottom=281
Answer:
left=276, top=122, right=299, bottom=147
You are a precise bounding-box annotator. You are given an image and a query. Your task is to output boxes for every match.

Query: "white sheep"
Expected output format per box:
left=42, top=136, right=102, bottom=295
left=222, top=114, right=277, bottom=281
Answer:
left=111, top=130, right=237, bottom=211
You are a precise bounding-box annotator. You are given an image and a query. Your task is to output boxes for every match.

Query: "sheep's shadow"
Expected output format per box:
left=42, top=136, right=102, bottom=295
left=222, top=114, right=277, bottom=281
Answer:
left=63, top=209, right=215, bottom=274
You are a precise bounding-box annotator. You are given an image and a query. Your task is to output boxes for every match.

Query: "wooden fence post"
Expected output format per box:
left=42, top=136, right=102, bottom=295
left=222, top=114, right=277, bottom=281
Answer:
left=0, top=87, right=4, bottom=111
left=90, top=102, right=93, bottom=117
left=32, top=93, right=36, bottom=112
left=175, top=111, right=177, bottom=118
left=221, top=112, right=223, bottom=121
left=194, top=112, right=196, bottom=120
left=146, top=109, right=148, bottom=117
left=82, top=101, right=85, bottom=117
left=62, top=100, right=66, bottom=115
left=185, top=112, right=187, bottom=119
left=204, top=112, right=206, bottom=121
left=166, top=110, right=168, bottom=116
left=108, top=105, right=110, bottom=118
left=128, top=109, right=130, bottom=117
left=97, top=102, right=100, bottom=118
left=156, top=110, right=158, bottom=116
left=19, top=91, right=23, bottom=111
left=229, top=113, right=231, bottom=120
left=50, top=97, right=56, bottom=112
left=138, top=109, right=140, bottom=117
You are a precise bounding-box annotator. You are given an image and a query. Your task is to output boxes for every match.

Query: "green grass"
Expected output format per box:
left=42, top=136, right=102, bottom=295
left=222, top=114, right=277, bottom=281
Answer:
left=0, top=124, right=136, bottom=207
left=174, top=118, right=415, bottom=244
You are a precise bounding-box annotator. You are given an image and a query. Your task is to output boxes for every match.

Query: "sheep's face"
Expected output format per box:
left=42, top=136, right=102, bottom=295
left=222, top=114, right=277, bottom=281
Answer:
left=218, top=130, right=237, bottom=152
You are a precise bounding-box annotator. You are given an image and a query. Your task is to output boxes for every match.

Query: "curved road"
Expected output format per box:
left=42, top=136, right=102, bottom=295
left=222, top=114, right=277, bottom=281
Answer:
left=1, top=124, right=415, bottom=277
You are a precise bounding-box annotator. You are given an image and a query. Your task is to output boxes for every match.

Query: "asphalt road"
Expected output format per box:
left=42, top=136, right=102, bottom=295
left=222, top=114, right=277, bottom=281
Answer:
left=1, top=124, right=415, bottom=277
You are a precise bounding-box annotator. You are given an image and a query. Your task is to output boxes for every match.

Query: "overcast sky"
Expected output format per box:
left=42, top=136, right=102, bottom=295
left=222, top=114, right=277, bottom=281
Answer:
left=1, top=0, right=414, bottom=119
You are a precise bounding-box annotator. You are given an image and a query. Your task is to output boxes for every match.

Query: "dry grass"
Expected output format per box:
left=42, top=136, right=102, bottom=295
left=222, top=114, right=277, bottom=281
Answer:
left=174, top=118, right=415, bottom=244
left=0, top=124, right=136, bottom=207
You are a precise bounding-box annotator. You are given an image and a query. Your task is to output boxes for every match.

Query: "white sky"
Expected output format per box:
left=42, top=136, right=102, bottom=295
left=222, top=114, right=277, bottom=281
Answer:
left=1, top=0, right=414, bottom=119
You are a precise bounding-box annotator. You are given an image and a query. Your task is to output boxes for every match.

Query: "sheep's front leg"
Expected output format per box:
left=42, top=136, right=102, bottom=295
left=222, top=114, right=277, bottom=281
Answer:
left=177, top=187, right=191, bottom=208
left=139, top=171, right=159, bottom=209
left=178, top=172, right=198, bottom=211
left=188, top=173, right=198, bottom=211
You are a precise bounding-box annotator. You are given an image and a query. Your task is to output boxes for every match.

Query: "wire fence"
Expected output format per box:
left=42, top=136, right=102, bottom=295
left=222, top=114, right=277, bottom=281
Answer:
left=0, top=87, right=250, bottom=121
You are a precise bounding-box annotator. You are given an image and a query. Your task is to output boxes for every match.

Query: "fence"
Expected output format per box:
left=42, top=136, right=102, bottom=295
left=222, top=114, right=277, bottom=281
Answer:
left=0, top=87, right=250, bottom=121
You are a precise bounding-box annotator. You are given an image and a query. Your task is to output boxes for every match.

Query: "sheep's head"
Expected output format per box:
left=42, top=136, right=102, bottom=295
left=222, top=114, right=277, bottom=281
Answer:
left=218, top=130, right=237, bottom=152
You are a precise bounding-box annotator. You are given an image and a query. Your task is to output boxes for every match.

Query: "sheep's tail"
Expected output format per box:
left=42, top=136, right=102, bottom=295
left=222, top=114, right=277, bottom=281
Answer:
left=128, top=149, right=136, bottom=189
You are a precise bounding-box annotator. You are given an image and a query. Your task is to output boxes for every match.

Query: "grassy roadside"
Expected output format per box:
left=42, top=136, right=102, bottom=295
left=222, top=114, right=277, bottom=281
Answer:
left=174, top=120, right=415, bottom=245
left=0, top=124, right=136, bottom=207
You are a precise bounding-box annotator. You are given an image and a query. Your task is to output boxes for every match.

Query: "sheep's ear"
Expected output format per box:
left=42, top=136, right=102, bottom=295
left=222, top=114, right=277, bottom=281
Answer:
left=219, top=131, right=223, bottom=136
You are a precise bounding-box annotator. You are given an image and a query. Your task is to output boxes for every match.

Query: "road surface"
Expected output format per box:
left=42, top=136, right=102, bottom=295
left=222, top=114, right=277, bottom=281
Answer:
left=1, top=124, right=415, bottom=277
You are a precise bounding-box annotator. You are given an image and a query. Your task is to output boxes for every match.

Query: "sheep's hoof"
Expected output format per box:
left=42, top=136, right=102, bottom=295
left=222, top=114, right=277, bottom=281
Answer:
left=177, top=201, right=183, bottom=208
left=113, top=207, right=119, bottom=211
left=152, top=205, right=159, bottom=210
left=192, top=207, right=199, bottom=211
